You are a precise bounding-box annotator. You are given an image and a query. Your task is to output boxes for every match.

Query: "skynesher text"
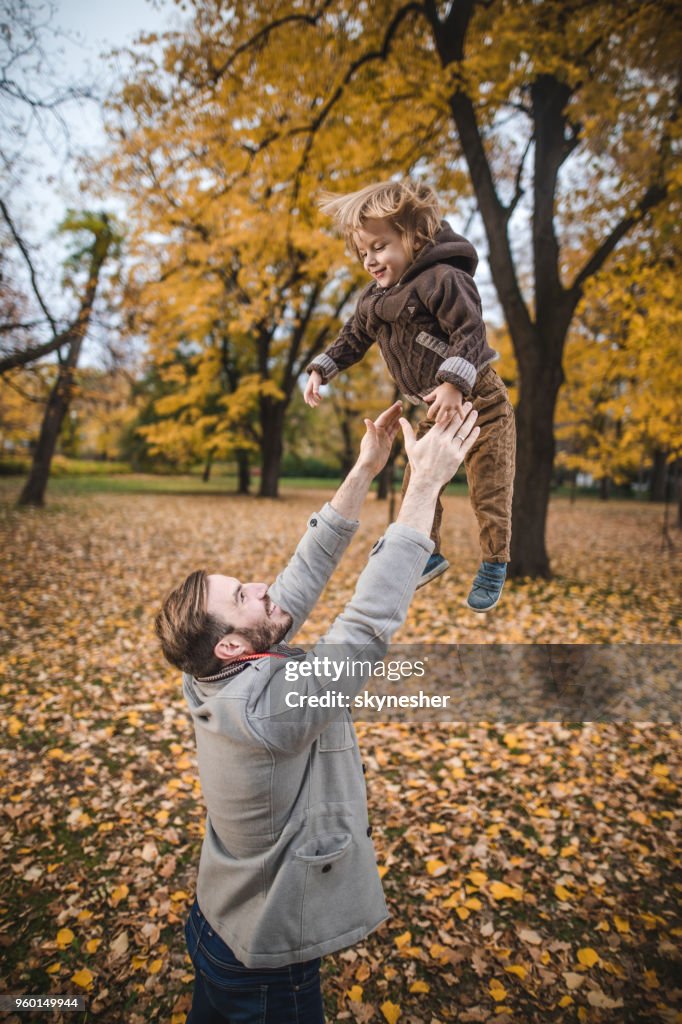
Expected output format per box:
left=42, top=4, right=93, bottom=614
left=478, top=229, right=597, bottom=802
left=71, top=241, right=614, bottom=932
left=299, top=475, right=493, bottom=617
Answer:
left=284, top=691, right=450, bottom=710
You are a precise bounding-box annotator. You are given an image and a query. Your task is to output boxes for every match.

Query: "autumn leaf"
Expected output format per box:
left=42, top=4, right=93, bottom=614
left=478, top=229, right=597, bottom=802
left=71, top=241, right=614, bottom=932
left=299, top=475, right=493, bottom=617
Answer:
left=110, top=884, right=129, bottom=907
left=409, top=980, right=430, bottom=993
left=381, top=1001, right=401, bottom=1024
left=489, top=979, right=508, bottom=1002
left=56, top=927, right=75, bottom=949
left=72, top=969, right=94, bottom=990
left=489, top=881, right=523, bottom=901
left=577, top=948, right=600, bottom=968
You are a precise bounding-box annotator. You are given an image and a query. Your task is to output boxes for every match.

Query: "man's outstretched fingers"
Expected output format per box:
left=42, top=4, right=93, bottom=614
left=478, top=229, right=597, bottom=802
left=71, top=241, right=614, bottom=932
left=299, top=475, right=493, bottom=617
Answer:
left=458, top=424, right=480, bottom=456
left=375, top=401, right=402, bottom=430
left=399, top=417, right=416, bottom=457
left=451, top=408, right=479, bottom=447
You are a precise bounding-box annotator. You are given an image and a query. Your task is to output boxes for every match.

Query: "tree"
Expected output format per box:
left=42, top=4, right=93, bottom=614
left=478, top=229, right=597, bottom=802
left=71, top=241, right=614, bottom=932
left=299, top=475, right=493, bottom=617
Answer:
left=15, top=211, right=120, bottom=506
left=556, top=212, right=681, bottom=503
left=179, top=0, right=678, bottom=573
left=103, top=11, right=429, bottom=496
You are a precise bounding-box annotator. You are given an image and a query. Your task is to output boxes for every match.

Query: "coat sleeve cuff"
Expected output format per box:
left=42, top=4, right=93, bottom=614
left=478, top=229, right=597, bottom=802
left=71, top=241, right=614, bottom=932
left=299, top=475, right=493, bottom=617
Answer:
left=307, top=353, right=339, bottom=384
left=436, top=356, right=477, bottom=395
left=318, top=501, right=359, bottom=536
left=382, top=521, right=435, bottom=555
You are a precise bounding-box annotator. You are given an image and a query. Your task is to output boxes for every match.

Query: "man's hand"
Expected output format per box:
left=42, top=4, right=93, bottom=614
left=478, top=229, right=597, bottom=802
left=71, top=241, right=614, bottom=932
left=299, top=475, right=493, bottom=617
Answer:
left=401, top=402, right=479, bottom=488
left=396, top=403, right=479, bottom=537
left=424, top=381, right=465, bottom=424
left=329, top=402, right=402, bottom=521
left=357, top=401, right=403, bottom=477
left=304, top=370, right=324, bottom=407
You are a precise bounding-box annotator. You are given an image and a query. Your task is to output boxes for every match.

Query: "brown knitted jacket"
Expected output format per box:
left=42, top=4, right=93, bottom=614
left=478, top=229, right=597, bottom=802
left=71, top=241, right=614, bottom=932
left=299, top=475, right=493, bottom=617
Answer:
left=308, top=222, right=497, bottom=401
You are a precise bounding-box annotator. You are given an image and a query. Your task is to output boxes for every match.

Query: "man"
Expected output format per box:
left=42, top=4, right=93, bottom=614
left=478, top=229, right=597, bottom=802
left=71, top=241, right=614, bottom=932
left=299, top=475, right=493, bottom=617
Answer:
left=156, top=400, right=480, bottom=1024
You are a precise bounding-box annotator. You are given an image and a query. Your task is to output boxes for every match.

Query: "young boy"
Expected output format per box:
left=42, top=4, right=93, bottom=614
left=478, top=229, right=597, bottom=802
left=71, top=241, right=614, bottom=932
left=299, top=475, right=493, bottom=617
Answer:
left=304, top=179, right=515, bottom=611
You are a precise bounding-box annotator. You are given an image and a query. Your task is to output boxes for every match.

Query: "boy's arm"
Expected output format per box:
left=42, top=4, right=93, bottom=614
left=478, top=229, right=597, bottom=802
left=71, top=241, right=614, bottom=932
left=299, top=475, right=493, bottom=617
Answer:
left=306, top=286, right=376, bottom=384
left=417, top=266, right=491, bottom=398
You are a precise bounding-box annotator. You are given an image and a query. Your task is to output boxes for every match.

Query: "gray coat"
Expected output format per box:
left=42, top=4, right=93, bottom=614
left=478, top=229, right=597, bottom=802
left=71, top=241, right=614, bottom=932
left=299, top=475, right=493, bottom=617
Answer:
left=183, top=502, right=433, bottom=967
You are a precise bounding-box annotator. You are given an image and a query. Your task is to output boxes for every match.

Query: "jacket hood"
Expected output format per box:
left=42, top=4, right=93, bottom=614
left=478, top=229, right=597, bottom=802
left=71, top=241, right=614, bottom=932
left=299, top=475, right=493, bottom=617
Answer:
left=403, top=220, right=478, bottom=282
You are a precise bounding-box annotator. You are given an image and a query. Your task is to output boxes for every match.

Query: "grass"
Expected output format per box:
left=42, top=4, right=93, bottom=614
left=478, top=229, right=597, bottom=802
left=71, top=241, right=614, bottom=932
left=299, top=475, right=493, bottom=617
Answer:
left=0, top=471, right=473, bottom=499
left=2, top=468, right=659, bottom=503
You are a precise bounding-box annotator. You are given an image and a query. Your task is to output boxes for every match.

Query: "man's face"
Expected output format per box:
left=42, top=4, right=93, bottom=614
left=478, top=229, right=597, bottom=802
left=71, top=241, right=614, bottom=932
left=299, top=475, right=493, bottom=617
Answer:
left=355, top=218, right=416, bottom=288
left=206, top=575, right=292, bottom=656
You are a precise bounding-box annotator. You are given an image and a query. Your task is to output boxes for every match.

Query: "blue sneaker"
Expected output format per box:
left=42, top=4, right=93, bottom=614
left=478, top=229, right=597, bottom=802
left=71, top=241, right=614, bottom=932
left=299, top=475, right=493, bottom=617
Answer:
left=416, top=553, right=450, bottom=589
left=466, top=561, right=507, bottom=611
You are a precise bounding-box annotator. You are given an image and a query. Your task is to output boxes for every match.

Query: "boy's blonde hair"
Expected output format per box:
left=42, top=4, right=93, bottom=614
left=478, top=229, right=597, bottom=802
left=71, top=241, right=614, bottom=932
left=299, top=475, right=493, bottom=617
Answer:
left=318, top=179, right=442, bottom=260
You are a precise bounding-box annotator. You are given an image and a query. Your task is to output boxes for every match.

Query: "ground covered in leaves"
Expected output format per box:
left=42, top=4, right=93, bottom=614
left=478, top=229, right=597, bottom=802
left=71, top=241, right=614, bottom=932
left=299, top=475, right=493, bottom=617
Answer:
left=0, top=486, right=680, bottom=1023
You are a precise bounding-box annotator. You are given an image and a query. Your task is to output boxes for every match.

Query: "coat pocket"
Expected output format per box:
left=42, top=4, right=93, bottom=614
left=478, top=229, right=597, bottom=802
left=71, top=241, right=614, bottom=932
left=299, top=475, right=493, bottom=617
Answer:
left=294, top=832, right=352, bottom=863
left=296, top=831, right=355, bottom=947
left=318, top=718, right=354, bottom=751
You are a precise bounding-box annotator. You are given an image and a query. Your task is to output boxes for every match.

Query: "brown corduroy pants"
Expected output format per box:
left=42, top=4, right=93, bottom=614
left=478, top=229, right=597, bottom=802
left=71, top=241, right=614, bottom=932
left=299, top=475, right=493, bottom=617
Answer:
left=400, top=365, right=516, bottom=563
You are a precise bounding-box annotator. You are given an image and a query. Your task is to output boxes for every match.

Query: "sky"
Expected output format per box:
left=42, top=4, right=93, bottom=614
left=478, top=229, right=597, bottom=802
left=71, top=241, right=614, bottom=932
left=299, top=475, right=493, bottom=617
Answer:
left=10, top=0, right=176, bottom=225
left=6, top=0, right=498, bottom=323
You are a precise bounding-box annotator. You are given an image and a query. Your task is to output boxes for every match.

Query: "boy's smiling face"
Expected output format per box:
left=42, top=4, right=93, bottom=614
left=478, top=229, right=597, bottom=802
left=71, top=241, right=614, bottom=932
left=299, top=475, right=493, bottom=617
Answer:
left=355, top=218, right=418, bottom=288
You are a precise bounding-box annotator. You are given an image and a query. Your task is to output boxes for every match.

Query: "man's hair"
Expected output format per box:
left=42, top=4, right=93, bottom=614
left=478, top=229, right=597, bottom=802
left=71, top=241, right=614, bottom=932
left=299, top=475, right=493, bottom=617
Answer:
left=155, top=570, right=231, bottom=679
left=318, top=179, right=442, bottom=260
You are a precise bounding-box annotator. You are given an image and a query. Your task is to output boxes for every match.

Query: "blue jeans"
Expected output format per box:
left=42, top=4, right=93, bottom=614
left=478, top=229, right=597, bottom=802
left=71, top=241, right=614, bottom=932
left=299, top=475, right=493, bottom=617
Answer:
left=184, top=900, right=325, bottom=1024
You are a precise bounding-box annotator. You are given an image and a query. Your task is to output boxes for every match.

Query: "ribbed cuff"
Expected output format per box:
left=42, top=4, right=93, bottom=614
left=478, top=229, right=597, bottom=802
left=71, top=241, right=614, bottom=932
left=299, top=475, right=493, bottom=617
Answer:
left=307, top=353, right=339, bottom=384
left=436, top=356, right=477, bottom=392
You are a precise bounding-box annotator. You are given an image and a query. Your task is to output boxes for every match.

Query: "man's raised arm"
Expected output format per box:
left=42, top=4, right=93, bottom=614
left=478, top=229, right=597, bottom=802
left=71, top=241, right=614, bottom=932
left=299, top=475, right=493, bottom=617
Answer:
left=267, top=402, right=403, bottom=637
left=253, top=406, right=481, bottom=752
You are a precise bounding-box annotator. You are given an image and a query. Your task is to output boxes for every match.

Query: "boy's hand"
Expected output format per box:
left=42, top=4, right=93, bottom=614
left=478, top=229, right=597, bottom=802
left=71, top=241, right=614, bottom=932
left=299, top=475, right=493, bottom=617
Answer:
left=424, top=381, right=465, bottom=424
left=304, top=370, right=324, bottom=407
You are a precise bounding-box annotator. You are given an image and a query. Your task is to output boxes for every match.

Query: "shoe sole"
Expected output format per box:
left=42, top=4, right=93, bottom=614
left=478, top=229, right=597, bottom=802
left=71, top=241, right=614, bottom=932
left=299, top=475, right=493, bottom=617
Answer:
left=466, top=588, right=504, bottom=613
left=415, top=558, right=450, bottom=590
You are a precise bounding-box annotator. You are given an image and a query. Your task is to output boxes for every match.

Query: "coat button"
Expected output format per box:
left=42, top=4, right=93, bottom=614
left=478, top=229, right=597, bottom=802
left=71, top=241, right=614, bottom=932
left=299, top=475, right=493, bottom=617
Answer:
left=366, top=826, right=373, bottom=837
left=322, top=864, right=332, bottom=873
left=310, top=517, right=318, bottom=527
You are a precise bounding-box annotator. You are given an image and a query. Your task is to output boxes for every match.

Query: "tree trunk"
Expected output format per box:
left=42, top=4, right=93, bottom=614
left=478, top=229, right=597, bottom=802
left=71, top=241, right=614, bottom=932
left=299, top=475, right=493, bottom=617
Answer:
left=18, top=341, right=82, bottom=507
left=339, top=414, right=354, bottom=480
left=650, top=448, right=668, bottom=502
left=509, top=362, right=563, bottom=578
left=259, top=396, right=286, bottom=497
left=236, top=449, right=250, bottom=494
left=599, top=476, right=611, bottom=501
left=202, top=450, right=213, bottom=482
left=376, top=462, right=390, bottom=500
left=377, top=442, right=400, bottom=501
left=15, top=213, right=115, bottom=508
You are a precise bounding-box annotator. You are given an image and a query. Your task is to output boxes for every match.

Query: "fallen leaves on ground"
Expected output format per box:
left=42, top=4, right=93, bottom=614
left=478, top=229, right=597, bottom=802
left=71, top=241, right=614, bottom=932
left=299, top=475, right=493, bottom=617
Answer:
left=0, top=488, right=680, bottom=1022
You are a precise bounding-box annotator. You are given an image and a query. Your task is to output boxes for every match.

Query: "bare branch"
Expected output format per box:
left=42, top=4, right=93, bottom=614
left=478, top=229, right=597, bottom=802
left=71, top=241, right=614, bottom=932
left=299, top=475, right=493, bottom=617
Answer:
left=0, top=332, right=70, bottom=374
left=503, top=131, right=533, bottom=224
left=0, top=198, right=58, bottom=335
left=209, top=0, right=336, bottom=82
left=291, top=2, right=423, bottom=199
left=569, top=183, right=669, bottom=299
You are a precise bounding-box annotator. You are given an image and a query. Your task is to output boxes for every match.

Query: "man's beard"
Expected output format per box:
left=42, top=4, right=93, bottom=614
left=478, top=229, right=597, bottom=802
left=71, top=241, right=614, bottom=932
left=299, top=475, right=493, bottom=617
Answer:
left=238, top=612, right=293, bottom=654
